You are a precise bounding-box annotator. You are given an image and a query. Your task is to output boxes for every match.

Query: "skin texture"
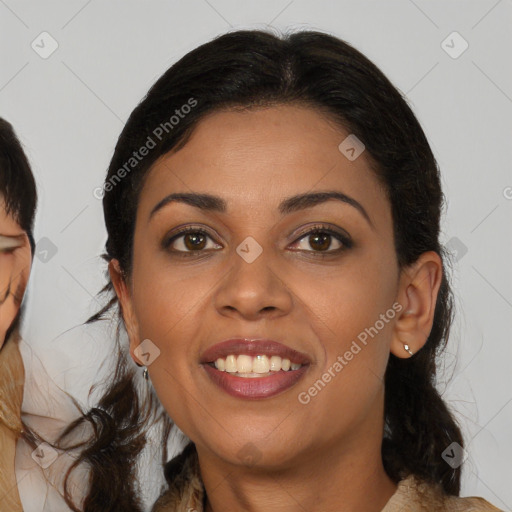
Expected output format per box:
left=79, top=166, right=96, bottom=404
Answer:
left=0, top=199, right=31, bottom=349
left=111, top=105, right=442, bottom=512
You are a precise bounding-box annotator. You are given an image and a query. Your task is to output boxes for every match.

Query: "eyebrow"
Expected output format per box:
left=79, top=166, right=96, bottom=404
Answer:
left=149, top=191, right=374, bottom=228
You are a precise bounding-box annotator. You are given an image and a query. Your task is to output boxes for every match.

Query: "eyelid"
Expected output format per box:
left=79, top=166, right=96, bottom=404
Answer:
left=0, top=235, right=25, bottom=252
left=293, top=222, right=351, bottom=241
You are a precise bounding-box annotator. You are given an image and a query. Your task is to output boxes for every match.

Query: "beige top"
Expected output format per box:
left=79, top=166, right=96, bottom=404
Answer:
left=0, top=331, right=24, bottom=512
left=152, top=442, right=504, bottom=512
left=2, top=331, right=89, bottom=512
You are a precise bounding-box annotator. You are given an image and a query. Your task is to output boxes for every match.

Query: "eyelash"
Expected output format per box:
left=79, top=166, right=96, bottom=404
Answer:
left=162, top=223, right=353, bottom=258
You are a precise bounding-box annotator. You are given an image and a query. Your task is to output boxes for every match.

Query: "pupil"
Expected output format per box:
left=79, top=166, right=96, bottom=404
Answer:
left=185, top=233, right=206, bottom=250
left=310, top=233, right=330, bottom=251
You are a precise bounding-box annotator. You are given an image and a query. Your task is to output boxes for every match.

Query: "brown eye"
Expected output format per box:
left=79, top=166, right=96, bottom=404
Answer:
left=307, top=232, right=332, bottom=251
left=296, top=231, right=341, bottom=252
left=182, top=232, right=207, bottom=251
left=291, top=225, right=353, bottom=255
left=163, top=228, right=221, bottom=255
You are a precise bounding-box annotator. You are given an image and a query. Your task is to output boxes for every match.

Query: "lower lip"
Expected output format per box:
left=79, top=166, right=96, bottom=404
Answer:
left=202, top=364, right=309, bottom=399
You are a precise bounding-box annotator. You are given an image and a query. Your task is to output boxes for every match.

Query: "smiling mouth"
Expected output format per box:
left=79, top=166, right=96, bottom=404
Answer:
left=199, top=338, right=311, bottom=398
left=205, top=353, right=304, bottom=378
left=201, top=355, right=310, bottom=399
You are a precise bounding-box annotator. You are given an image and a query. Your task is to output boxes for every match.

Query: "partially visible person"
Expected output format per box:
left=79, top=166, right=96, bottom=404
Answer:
left=0, top=118, right=89, bottom=512
left=0, top=116, right=37, bottom=511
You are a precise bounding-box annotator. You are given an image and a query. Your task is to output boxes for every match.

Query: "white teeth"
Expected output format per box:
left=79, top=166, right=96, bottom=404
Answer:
left=252, top=355, right=270, bottom=373
left=212, top=354, right=303, bottom=374
left=269, top=355, right=281, bottom=371
left=236, top=355, right=252, bottom=373
left=225, top=355, right=237, bottom=373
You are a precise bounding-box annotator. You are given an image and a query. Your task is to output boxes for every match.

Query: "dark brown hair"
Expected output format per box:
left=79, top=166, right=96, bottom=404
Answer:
left=59, top=28, right=463, bottom=510
left=0, top=117, right=37, bottom=347
left=0, top=117, right=37, bottom=253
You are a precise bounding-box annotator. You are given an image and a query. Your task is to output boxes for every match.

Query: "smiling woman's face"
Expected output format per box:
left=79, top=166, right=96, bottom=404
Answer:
left=112, top=104, right=426, bottom=470
left=0, top=198, right=31, bottom=348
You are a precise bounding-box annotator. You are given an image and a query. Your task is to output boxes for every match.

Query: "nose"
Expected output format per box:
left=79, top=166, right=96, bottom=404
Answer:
left=213, top=245, right=293, bottom=321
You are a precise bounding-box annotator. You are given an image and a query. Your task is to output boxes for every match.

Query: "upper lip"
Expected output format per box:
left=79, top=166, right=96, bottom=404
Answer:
left=200, top=338, right=311, bottom=365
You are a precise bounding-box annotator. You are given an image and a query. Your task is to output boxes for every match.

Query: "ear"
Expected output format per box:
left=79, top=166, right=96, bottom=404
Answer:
left=390, top=251, right=443, bottom=359
left=109, top=259, right=143, bottom=366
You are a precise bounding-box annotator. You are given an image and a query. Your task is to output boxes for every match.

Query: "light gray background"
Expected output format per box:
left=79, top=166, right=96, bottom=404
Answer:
left=1, top=0, right=511, bottom=510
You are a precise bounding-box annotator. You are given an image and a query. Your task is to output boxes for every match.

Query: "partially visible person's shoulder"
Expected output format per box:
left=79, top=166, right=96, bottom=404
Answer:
left=381, top=474, right=504, bottom=512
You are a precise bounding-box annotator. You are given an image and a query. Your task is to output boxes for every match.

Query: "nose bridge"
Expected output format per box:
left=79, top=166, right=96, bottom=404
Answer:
left=232, top=233, right=277, bottom=294
left=214, top=232, right=291, bottom=317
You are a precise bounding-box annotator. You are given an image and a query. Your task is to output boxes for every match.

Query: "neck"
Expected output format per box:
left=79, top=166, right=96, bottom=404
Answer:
left=198, top=390, right=397, bottom=512
left=0, top=331, right=25, bottom=511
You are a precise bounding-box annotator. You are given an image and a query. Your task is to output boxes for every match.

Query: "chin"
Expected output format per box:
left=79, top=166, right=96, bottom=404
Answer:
left=205, top=434, right=304, bottom=472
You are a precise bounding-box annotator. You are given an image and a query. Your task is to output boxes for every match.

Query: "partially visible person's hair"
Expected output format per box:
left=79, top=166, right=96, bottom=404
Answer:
left=0, top=117, right=37, bottom=253
left=58, top=28, right=463, bottom=511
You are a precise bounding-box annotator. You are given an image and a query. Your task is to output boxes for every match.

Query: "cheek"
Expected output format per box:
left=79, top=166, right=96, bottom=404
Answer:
left=307, top=258, right=396, bottom=339
left=130, top=246, right=204, bottom=332
left=129, top=253, right=213, bottom=382
left=299, top=272, right=394, bottom=433
left=130, top=263, right=203, bottom=425
left=302, top=253, right=397, bottom=403
left=131, top=271, right=199, bottom=354
left=0, top=253, right=14, bottom=291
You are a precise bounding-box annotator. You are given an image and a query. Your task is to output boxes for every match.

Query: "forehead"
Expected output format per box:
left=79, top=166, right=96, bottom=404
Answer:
left=137, top=105, right=389, bottom=226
